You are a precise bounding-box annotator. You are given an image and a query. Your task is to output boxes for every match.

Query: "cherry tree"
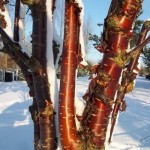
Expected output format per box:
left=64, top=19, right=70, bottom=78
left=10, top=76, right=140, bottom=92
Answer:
left=0, top=0, right=150, bottom=150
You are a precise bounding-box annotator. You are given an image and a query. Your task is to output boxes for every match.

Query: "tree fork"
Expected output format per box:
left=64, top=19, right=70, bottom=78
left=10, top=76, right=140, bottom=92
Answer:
left=81, top=0, right=142, bottom=149
left=59, top=1, right=83, bottom=149
left=25, top=0, right=56, bottom=149
left=1, top=31, right=40, bottom=149
left=108, top=19, right=150, bottom=143
left=13, top=2, right=40, bottom=147
left=1, top=34, right=40, bottom=150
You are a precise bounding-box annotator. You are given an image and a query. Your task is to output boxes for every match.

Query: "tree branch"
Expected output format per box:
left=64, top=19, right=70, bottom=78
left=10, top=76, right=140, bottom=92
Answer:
left=127, top=20, right=150, bottom=71
left=14, top=0, right=20, bottom=42
left=108, top=20, right=150, bottom=143
left=127, top=35, right=150, bottom=60
left=21, top=0, right=38, bottom=6
left=0, top=27, right=42, bottom=72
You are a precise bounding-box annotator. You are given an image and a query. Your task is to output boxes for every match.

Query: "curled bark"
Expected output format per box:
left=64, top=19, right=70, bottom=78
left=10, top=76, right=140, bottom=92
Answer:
left=108, top=19, right=150, bottom=143
left=81, top=0, right=142, bottom=149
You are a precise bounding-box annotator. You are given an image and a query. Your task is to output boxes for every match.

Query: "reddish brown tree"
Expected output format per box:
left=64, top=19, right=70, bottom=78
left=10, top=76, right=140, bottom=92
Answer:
left=0, top=0, right=150, bottom=150
left=59, top=1, right=83, bottom=149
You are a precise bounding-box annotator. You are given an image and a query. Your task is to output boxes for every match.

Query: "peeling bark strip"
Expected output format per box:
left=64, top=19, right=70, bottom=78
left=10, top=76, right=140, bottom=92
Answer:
left=109, top=19, right=150, bottom=143
left=59, top=1, right=83, bottom=149
left=81, top=0, right=142, bottom=149
left=1, top=0, right=149, bottom=150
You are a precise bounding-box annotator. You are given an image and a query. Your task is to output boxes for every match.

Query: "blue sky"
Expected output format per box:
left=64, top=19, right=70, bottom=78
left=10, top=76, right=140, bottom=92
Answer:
left=83, top=0, right=150, bottom=33
left=82, top=0, right=150, bottom=63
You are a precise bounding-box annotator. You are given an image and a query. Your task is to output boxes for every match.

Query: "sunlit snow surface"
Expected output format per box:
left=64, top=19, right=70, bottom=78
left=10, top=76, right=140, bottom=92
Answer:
left=0, top=76, right=150, bottom=150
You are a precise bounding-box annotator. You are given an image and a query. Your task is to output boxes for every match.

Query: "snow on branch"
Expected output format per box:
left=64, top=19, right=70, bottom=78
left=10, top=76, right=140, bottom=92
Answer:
left=0, top=27, right=42, bottom=73
left=75, top=0, right=87, bottom=66
left=0, top=2, right=13, bottom=39
left=53, top=0, right=64, bottom=69
left=14, top=0, right=31, bottom=56
left=46, top=0, right=58, bottom=107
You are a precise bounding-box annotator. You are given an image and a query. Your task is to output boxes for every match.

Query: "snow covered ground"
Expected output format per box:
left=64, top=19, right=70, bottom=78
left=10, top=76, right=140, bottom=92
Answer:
left=0, top=76, right=150, bottom=150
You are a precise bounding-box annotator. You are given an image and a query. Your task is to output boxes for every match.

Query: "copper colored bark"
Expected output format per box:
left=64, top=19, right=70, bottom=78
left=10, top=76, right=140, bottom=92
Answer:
left=81, top=0, right=142, bottom=149
left=109, top=20, right=150, bottom=143
left=1, top=0, right=148, bottom=150
left=59, top=1, right=83, bottom=150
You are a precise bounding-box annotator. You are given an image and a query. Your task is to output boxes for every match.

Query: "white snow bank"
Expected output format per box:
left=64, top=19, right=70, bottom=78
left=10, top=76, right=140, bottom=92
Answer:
left=0, top=76, right=150, bottom=150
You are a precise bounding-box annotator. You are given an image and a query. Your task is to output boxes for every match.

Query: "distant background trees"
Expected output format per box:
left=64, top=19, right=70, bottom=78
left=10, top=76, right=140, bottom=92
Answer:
left=88, top=15, right=150, bottom=77
left=143, top=47, right=150, bottom=74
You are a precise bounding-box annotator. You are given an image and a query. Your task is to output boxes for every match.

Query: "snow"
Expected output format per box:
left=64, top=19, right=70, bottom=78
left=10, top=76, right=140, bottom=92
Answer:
left=18, top=3, right=31, bottom=57
left=0, top=76, right=150, bottom=150
left=46, top=0, right=59, bottom=108
left=18, top=2, right=25, bottom=46
left=0, top=3, right=13, bottom=39
left=0, top=81, right=33, bottom=150
left=53, top=0, right=64, bottom=69
left=46, top=0, right=60, bottom=148
left=75, top=0, right=88, bottom=66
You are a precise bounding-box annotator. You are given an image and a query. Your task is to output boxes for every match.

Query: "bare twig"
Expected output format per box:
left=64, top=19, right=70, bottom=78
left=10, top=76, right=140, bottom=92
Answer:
left=140, top=135, right=150, bottom=142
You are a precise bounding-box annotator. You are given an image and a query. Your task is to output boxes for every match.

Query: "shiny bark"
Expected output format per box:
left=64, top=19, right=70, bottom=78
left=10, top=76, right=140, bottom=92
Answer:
left=1, top=0, right=56, bottom=149
left=30, top=1, right=55, bottom=149
left=109, top=20, right=150, bottom=143
left=81, top=0, right=143, bottom=149
left=59, top=1, right=83, bottom=150
left=1, top=0, right=148, bottom=150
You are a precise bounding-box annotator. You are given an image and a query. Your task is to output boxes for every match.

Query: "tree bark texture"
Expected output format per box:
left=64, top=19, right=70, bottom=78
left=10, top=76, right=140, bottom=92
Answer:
left=81, top=0, right=142, bottom=149
left=30, top=1, right=55, bottom=149
left=59, top=1, right=83, bottom=150
left=108, top=19, right=150, bottom=143
left=1, top=0, right=149, bottom=150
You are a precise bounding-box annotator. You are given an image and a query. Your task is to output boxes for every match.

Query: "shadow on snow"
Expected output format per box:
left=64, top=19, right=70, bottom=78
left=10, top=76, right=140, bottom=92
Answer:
left=0, top=100, right=33, bottom=150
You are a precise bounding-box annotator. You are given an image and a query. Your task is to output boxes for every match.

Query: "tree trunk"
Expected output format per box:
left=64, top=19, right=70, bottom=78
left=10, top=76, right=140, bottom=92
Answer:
left=1, top=0, right=149, bottom=150
left=109, top=19, right=150, bottom=143
left=30, top=1, right=55, bottom=149
left=59, top=1, right=83, bottom=150
left=81, top=0, right=142, bottom=149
